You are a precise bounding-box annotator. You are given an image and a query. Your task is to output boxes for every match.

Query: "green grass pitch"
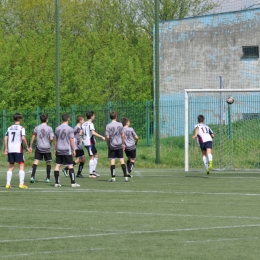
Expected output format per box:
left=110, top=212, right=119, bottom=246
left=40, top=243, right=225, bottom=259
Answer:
left=1, top=166, right=260, bottom=259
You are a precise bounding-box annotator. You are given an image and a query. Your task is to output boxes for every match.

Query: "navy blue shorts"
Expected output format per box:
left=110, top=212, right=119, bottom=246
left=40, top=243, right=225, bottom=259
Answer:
left=200, top=141, right=213, bottom=151
left=85, top=145, right=97, bottom=157
left=8, top=153, right=25, bottom=164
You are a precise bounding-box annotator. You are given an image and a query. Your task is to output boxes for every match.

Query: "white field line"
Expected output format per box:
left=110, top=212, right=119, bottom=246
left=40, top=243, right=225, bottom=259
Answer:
left=1, top=224, right=260, bottom=244
left=0, top=248, right=105, bottom=258
left=185, top=236, right=260, bottom=243
left=0, top=208, right=260, bottom=221
left=1, top=188, right=260, bottom=196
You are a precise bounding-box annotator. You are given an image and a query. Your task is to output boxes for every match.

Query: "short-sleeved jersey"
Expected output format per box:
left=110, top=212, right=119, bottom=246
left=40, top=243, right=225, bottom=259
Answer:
left=122, top=127, right=137, bottom=151
left=106, top=121, right=124, bottom=150
left=5, top=124, right=25, bottom=153
left=194, top=123, right=213, bottom=145
left=55, top=124, right=74, bottom=155
left=33, top=124, right=54, bottom=153
left=74, top=125, right=83, bottom=150
left=82, top=121, right=95, bottom=146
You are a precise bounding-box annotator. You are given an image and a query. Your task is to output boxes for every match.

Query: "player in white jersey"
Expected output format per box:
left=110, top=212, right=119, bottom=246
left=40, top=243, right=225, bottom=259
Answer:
left=122, top=117, right=139, bottom=177
left=62, top=115, right=86, bottom=178
left=4, top=113, right=32, bottom=189
left=53, top=113, right=80, bottom=187
left=29, top=114, right=54, bottom=184
left=192, top=115, right=214, bottom=175
left=82, top=111, right=105, bottom=178
left=106, top=111, right=128, bottom=182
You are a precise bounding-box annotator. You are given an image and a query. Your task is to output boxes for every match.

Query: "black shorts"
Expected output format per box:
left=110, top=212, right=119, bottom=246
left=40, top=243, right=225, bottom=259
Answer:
left=34, top=149, right=52, bottom=162
left=75, top=149, right=85, bottom=158
left=108, top=149, right=124, bottom=159
left=55, top=154, right=74, bottom=166
left=200, top=141, right=213, bottom=151
left=7, top=153, right=25, bottom=164
left=85, top=145, right=97, bottom=157
left=125, top=149, right=136, bottom=160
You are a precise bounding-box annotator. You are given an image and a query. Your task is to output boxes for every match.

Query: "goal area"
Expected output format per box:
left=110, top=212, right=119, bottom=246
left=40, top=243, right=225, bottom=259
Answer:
left=185, top=89, right=260, bottom=172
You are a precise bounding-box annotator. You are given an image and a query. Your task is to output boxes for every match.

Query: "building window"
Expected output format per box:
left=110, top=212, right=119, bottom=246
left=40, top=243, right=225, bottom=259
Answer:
left=242, top=46, right=259, bottom=58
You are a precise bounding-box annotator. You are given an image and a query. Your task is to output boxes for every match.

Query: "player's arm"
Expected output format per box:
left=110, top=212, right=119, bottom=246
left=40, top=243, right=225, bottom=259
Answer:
left=192, top=128, right=199, bottom=139
left=4, top=135, right=8, bottom=155
left=22, top=136, right=31, bottom=153
left=29, top=134, right=36, bottom=149
left=70, top=137, right=76, bottom=157
left=91, top=130, right=105, bottom=140
left=122, top=132, right=125, bottom=151
left=134, top=135, right=139, bottom=145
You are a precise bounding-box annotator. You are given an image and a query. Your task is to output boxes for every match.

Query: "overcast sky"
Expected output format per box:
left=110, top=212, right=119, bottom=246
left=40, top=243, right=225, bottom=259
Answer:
left=213, top=0, right=260, bottom=13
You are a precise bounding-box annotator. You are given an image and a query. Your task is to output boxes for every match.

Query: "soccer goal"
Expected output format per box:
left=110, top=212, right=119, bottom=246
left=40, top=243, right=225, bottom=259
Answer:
left=185, top=89, right=260, bottom=172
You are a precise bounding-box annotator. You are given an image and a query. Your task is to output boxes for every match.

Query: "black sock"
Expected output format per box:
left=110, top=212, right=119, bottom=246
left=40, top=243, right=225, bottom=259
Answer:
left=46, top=165, right=51, bottom=179
left=121, top=164, right=127, bottom=177
left=69, top=168, right=75, bottom=184
left=127, top=159, right=130, bottom=172
left=110, top=165, right=115, bottom=177
left=77, top=162, right=84, bottom=175
left=54, top=171, right=59, bottom=184
left=129, top=162, right=134, bottom=173
left=31, top=164, right=37, bottom=178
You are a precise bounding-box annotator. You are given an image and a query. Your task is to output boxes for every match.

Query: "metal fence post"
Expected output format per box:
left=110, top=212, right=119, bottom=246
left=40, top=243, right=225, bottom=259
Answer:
left=71, top=105, right=75, bottom=127
left=146, top=101, right=150, bottom=146
left=37, top=107, right=41, bottom=126
left=2, top=110, right=6, bottom=142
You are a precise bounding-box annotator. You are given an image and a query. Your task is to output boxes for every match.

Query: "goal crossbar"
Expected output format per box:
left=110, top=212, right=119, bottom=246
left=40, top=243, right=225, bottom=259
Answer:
left=184, top=88, right=260, bottom=171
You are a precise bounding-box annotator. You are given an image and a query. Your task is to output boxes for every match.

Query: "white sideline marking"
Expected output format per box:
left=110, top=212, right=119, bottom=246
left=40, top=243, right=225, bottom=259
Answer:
left=0, top=208, right=260, bottom=221
left=1, top=188, right=260, bottom=197
left=1, top=224, right=260, bottom=244
left=185, top=236, right=259, bottom=243
left=0, top=248, right=105, bottom=258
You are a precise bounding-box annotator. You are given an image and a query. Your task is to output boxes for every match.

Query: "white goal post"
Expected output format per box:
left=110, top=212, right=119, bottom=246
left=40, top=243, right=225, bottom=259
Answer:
left=184, top=88, right=260, bottom=172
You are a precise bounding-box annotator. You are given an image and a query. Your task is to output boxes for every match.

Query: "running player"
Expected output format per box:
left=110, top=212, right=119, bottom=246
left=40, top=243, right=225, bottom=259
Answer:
left=122, top=117, right=138, bottom=177
left=82, top=111, right=105, bottom=178
left=106, top=111, right=128, bottom=182
left=53, top=113, right=80, bottom=187
left=62, top=115, right=86, bottom=178
left=4, top=113, right=32, bottom=189
left=29, top=114, right=54, bottom=183
left=192, top=114, right=214, bottom=175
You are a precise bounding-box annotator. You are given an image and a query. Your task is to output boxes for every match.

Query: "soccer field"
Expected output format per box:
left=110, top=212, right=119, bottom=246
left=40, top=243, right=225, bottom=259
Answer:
left=1, top=167, right=260, bottom=260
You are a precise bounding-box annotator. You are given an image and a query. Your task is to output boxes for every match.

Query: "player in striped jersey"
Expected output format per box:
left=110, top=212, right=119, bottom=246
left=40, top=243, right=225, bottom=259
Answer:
left=192, top=115, right=214, bottom=175
left=122, top=118, right=139, bottom=177
left=4, top=113, right=32, bottom=189
left=106, top=111, right=128, bottom=182
left=82, top=111, right=105, bottom=178
left=29, top=114, right=54, bottom=183
left=62, top=115, right=86, bottom=178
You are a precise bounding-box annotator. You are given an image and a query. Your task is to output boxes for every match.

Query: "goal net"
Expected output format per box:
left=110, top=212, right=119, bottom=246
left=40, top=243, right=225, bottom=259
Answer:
left=185, top=89, right=260, bottom=172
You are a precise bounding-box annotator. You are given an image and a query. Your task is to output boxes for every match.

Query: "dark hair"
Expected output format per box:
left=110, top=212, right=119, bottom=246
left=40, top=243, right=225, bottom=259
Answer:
left=110, top=111, right=117, bottom=120
left=76, top=115, right=84, bottom=123
left=40, top=114, right=48, bottom=123
left=197, top=115, right=205, bottom=123
left=62, top=113, right=70, bottom=122
left=86, top=111, right=94, bottom=119
left=122, top=117, right=129, bottom=126
left=13, top=113, right=22, bottom=121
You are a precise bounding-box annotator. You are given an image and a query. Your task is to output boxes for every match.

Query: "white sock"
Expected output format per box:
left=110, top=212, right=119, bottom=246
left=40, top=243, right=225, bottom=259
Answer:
left=208, top=154, right=212, bottom=162
left=89, top=159, right=95, bottom=174
left=19, top=170, right=25, bottom=185
left=6, top=171, right=12, bottom=185
left=94, top=158, right=98, bottom=171
left=202, top=156, right=208, bottom=170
